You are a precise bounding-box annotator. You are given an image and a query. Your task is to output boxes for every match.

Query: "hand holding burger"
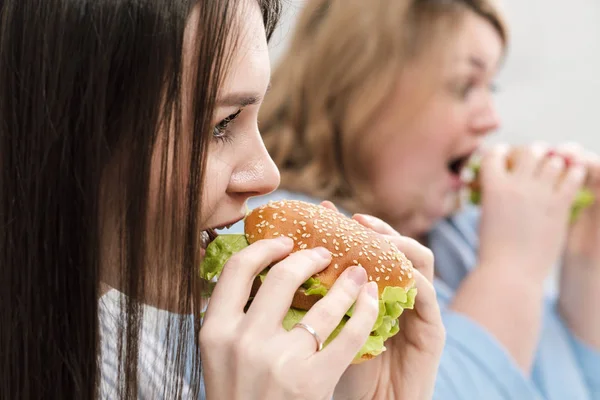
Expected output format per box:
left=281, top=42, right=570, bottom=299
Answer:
left=200, top=200, right=418, bottom=363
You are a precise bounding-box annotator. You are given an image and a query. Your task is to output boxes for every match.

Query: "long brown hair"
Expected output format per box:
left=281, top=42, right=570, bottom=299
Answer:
left=0, top=0, right=280, bottom=399
left=260, top=0, right=507, bottom=215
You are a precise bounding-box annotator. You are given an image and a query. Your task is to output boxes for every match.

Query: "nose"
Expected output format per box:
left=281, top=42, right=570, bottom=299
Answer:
left=471, top=96, right=501, bottom=135
left=228, top=138, right=280, bottom=200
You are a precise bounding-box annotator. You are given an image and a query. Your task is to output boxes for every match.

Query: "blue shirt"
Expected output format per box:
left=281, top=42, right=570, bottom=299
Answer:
left=230, top=190, right=600, bottom=400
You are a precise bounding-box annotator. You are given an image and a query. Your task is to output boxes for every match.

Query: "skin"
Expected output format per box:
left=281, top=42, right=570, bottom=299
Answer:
left=554, top=143, right=600, bottom=351
left=326, top=206, right=445, bottom=400
left=451, top=143, right=585, bottom=372
left=356, top=9, right=596, bottom=373
left=199, top=3, right=445, bottom=399
left=362, top=11, right=502, bottom=239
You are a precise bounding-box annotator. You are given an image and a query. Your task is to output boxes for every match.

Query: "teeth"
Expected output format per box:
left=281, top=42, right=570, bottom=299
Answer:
left=200, top=231, right=210, bottom=249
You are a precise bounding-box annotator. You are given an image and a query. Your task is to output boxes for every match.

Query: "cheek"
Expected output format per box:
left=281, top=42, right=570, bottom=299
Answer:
left=200, top=152, right=233, bottom=216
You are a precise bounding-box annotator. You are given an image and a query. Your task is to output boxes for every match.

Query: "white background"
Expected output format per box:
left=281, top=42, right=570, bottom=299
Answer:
left=268, top=0, right=600, bottom=152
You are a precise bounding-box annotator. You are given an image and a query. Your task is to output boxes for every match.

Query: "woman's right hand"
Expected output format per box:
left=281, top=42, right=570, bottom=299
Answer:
left=478, top=143, right=586, bottom=281
left=200, top=236, right=379, bottom=400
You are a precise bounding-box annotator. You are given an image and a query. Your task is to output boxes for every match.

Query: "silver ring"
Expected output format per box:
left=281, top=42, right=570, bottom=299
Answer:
left=293, top=322, right=324, bottom=352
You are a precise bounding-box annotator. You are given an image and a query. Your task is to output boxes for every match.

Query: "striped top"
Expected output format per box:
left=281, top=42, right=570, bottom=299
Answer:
left=99, top=289, right=204, bottom=399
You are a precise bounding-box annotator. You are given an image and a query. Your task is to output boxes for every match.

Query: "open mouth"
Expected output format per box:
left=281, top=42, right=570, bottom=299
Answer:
left=200, top=229, right=218, bottom=250
left=200, top=216, right=245, bottom=251
left=447, top=152, right=476, bottom=177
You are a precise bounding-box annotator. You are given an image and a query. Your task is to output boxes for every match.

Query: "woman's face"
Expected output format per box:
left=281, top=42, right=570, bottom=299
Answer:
left=363, top=11, right=504, bottom=238
left=101, top=0, right=278, bottom=308
left=198, top=1, right=279, bottom=235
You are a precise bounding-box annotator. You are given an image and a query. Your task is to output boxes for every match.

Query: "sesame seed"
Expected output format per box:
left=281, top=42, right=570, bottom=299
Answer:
left=376, top=277, right=380, bottom=282
left=385, top=276, right=390, bottom=281
left=322, top=239, right=327, bottom=244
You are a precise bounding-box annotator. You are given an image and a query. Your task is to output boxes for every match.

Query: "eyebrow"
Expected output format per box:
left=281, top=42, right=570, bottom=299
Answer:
left=217, top=83, right=271, bottom=108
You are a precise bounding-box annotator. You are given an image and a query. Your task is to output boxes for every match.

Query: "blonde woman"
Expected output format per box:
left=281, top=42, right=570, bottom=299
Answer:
left=232, top=0, right=600, bottom=398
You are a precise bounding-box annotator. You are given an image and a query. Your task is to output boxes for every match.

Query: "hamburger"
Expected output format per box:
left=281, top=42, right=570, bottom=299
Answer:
left=466, top=154, right=595, bottom=222
left=199, top=200, right=417, bottom=364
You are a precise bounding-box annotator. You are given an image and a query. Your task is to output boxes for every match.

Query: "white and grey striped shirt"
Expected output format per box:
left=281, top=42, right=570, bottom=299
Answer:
left=99, top=289, right=205, bottom=399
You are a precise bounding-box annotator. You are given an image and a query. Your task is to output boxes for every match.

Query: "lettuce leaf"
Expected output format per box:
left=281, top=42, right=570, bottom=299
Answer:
left=199, top=234, right=249, bottom=281
left=302, top=277, right=329, bottom=296
left=199, top=234, right=328, bottom=298
left=200, top=233, right=418, bottom=361
left=282, top=284, right=417, bottom=362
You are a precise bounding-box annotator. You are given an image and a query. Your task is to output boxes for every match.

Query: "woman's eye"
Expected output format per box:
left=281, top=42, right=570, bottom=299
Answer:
left=213, top=109, right=242, bottom=142
left=459, top=81, right=475, bottom=99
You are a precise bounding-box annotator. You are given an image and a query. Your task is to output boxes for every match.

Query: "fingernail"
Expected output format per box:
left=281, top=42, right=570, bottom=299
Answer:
left=312, top=247, right=331, bottom=259
left=347, top=266, right=367, bottom=286
left=355, top=214, right=375, bottom=223
left=367, top=281, right=379, bottom=299
left=573, top=165, right=587, bottom=180
left=277, top=236, right=293, bottom=246
left=564, top=156, right=574, bottom=167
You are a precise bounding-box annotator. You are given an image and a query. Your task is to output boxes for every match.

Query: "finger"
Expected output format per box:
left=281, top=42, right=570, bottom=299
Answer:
left=558, top=163, right=587, bottom=200
left=245, top=247, right=332, bottom=328
left=513, top=143, right=549, bottom=176
left=320, top=200, right=339, bottom=212
left=286, top=265, right=369, bottom=354
left=383, top=234, right=435, bottom=283
left=581, top=150, right=600, bottom=188
left=206, top=237, right=294, bottom=318
left=312, top=282, right=379, bottom=375
left=352, top=213, right=400, bottom=237
left=480, top=144, right=510, bottom=183
left=553, top=142, right=584, bottom=167
left=538, top=155, right=566, bottom=186
left=409, top=269, right=442, bottom=327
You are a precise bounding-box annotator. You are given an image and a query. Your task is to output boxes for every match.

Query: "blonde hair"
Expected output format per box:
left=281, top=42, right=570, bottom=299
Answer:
left=261, top=0, right=508, bottom=214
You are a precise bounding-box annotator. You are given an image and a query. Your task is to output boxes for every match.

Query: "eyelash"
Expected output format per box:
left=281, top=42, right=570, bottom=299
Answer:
left=457, top=80, right=498, bottom=99
left=213, top=109, right=242, bottom=143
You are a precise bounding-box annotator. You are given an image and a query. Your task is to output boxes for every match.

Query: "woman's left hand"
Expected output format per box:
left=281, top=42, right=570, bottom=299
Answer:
left=320, top=202, right=446, bottom=400
left=556, top=145, right=600, bottom=266
left=552, top=145, right=600, bottom=349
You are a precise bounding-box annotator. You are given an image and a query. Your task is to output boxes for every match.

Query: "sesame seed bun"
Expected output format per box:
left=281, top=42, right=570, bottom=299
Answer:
left=244, top=200, right=415, bottom=311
